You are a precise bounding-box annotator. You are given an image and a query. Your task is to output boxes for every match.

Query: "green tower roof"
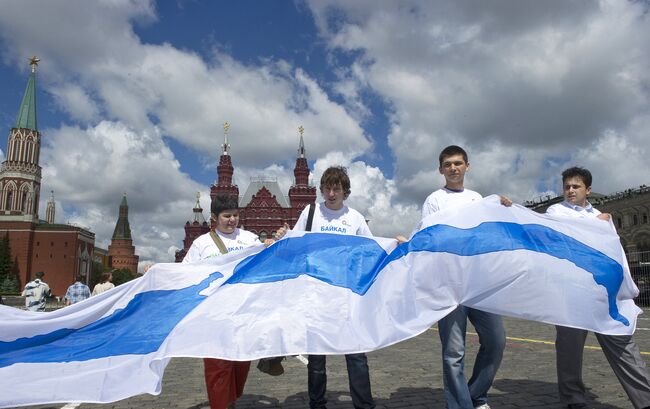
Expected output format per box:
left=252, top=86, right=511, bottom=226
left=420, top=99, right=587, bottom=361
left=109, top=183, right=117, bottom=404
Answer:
left=112, top=194, right=133, bottom=240
left=15, top=66, right=38, bottom=131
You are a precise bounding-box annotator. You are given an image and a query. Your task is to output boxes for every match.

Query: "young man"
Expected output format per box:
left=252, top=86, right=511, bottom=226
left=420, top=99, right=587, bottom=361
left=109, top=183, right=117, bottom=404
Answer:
left=420, top=145, right=506, bottom=409
left=21, top=271, right=51, bottom=312
left=293, top=166, right=375, bottom=409
left=183, top=194, right=270, bottom=409
left=547, top=167, right=650, bottom=409
left=64, top=274, right=91, bottom=305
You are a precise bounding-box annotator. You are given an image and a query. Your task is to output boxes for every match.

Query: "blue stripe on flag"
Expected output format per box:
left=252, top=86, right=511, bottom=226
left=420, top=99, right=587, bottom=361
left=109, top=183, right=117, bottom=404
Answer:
left=0, top=222, right=628, bottom=367
left=382, top=222, right=628, bottom=326
left=0, top=272, right=223, bottom=367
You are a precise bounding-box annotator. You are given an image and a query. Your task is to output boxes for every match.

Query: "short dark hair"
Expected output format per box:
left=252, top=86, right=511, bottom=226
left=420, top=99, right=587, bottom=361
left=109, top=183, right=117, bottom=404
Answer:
left=76, top=274, right=84, bottom=282
left=35, top=271, right=45, bottom=279
left=100, top=272, right=112, bottom=283
left=320, top=166, right=351, bottom=198
left=562, top=167, right=592, bottom=188
left=439, top=145, right=468, bottom=166
left=211, top=194, right=239, bottom=217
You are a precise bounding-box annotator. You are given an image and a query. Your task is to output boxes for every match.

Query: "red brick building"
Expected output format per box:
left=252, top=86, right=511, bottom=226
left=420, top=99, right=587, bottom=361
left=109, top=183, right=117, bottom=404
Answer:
left=175, top=126, right=316, bottom=261
left=0, top=58, right=95, bottom=296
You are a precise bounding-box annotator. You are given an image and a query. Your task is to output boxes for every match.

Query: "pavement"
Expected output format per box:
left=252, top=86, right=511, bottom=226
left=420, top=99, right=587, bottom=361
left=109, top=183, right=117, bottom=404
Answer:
left=11, top=313, right=650, bottom=409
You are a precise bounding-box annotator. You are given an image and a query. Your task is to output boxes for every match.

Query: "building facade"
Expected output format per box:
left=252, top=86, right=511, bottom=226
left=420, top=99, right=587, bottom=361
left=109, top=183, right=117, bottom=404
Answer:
left=175, top=126, right=317, bottom=261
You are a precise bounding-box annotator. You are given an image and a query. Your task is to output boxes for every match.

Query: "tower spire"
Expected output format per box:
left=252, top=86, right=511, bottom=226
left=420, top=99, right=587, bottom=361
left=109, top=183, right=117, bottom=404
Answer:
left=15, top=56, right=39, bottom=131
left=298, top=125, right=306, bottom=159
left=0, top=55, right=43, bottom=223
left=222, top=122, right=230, bottom=155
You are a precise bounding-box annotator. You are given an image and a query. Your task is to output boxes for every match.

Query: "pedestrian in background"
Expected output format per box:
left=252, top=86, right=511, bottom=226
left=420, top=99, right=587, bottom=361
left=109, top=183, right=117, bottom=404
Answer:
left=92, top=272, right=115, bottom=295
left=64, top=274, right=91, bottom=305
left=21, top=271, right=51, bottom=311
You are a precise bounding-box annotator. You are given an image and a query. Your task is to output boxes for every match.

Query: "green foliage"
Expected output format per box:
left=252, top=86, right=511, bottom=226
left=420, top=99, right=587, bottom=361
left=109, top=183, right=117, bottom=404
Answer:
left=111, top=268, right=140, bottom=286
left=0, top=275, right=18, bottom=294
left=0, top=234, right=16, bottom=294
left=91, top=261, right=109, bottom=288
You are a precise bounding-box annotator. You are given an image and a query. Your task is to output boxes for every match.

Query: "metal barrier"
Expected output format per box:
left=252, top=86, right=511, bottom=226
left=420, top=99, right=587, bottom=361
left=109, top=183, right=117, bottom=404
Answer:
left=629, top=251, right=650, bottom=307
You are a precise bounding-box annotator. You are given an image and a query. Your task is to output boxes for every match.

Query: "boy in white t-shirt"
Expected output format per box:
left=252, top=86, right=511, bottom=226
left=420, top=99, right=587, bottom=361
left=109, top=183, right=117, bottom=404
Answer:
left=292, top=166, right=375, bottom=409
left=404, top=145, right=508, bottom=409
left=547, top=167, right=650, bottom=409
left=183, top=194, right=269, bottom=409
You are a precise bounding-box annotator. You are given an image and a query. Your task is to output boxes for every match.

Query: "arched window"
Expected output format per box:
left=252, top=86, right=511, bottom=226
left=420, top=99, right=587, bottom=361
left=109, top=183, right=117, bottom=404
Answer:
left=5, top=190, right=13, bottom=211
left=21, top=191, right=28, bottom=212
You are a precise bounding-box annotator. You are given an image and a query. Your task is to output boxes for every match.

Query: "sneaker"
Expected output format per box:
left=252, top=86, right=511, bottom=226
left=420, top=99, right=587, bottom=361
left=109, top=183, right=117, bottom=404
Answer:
left=474, top=404, right=491, bottom=409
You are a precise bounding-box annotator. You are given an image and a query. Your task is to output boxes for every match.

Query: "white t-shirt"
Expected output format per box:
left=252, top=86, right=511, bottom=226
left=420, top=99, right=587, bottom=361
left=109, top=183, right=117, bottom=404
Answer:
left=294, top=202, right=372, bottom=236
left=546, top=200, right=601, bottom=219
left=92, top=282, right=115, bottom=296
left=182, top=228, right=262, bottom=263
left=421, top=187, right=483, bottom=219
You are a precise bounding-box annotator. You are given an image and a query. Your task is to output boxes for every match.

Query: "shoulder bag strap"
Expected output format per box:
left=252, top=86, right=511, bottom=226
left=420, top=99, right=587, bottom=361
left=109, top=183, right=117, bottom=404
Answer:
left=209, top=231, right=229, bottom=255
left=305, top=202, right=316, bottom=232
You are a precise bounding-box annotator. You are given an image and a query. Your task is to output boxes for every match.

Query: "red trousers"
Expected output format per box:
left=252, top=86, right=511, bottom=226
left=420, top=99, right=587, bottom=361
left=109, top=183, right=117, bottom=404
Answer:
left=204, top=358, right=251, bottom=409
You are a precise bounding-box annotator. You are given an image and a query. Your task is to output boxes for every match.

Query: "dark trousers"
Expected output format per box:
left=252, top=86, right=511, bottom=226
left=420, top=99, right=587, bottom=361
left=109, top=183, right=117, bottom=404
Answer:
left=556, top=325, right=650, bottom=409
left=307, top=353, right=375, bottom=409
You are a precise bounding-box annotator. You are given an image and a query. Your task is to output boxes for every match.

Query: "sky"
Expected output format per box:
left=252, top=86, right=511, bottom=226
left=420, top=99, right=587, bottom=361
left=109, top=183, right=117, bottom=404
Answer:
left=0, top=0, right=649, bottom=267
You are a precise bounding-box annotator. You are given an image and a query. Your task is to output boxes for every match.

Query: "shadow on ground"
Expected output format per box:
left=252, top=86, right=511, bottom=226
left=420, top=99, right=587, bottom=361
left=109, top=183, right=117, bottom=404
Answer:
left=211, top=378, right=630, bottom=409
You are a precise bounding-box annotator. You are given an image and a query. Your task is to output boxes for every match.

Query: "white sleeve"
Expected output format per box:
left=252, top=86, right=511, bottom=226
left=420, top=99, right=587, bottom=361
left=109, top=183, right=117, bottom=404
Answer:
left=182, top=242, right=201, bottom=263
left=357, top=218, right=372, bottom=237
left=421, top=198, right=438, bottom=219
left=293, top=205, right=310, bottom=232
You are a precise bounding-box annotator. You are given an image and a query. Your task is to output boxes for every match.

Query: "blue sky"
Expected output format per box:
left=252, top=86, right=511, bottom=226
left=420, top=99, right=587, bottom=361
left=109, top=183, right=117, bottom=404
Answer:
left=1, top=0, right=649, bottom=265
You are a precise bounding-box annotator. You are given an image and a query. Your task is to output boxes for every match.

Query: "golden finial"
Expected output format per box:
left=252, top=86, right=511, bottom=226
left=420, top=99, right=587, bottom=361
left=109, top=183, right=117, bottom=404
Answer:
left=29, top=56, right=40, bottom=73
left=298, top=125, right=304, bottom=137
left=223, top=122, right=230, bottom=135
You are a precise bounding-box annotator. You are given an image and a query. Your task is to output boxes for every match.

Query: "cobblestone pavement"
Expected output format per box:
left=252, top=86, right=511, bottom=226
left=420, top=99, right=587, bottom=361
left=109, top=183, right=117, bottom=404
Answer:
left=12, top=314, right=650, bottom=409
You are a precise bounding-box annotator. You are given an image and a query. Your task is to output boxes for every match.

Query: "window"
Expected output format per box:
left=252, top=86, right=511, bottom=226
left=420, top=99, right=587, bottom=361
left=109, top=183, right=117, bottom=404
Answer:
left=634, top=215, right=639, bottom=226
left=644, top=213, right=648, bottom=224
left=617, top=218, right=623, bottom=229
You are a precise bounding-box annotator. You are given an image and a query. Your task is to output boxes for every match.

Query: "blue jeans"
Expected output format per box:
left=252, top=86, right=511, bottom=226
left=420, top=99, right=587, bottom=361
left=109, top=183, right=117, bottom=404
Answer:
left=438, top=306, right=505, bottom=409
left=307, top=353, right=375, bottom=409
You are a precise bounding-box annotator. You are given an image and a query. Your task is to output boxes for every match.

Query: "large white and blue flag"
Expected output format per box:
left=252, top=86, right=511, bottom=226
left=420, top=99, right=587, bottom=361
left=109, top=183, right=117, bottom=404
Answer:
left=0, top=195, right=640, bottom=407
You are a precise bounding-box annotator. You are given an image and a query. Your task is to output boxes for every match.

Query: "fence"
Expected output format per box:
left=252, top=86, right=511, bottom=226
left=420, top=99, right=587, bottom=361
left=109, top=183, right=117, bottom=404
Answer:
left=629, top=251, right=650, bottom=307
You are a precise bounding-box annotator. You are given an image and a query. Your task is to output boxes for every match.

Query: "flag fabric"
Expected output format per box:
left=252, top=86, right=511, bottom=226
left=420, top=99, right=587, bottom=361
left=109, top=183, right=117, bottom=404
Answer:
left=0, top=195, right=640, bottom=407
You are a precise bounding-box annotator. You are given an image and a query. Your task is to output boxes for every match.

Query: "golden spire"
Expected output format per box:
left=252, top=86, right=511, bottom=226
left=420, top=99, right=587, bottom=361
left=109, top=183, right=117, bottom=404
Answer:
left=29, top=56, right=40, bottom=73
left=222, top=122, right=231, bottom=155
left=298, top=125, right=306, bottom=159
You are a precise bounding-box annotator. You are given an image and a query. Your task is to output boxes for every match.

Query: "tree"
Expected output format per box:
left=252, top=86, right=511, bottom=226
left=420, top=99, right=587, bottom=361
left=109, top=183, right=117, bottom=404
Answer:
left=90, top=261, right=108, bottom=288
left=0, top=234, right=17, bottom=294
left=111, top=268, right=140, bottom=286
left=0, top=234, right=12, bottom=281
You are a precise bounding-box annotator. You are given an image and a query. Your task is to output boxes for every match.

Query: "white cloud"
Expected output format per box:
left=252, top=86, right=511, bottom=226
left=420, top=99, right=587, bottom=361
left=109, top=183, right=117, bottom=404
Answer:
left=307, top=0, right=650, bottom=204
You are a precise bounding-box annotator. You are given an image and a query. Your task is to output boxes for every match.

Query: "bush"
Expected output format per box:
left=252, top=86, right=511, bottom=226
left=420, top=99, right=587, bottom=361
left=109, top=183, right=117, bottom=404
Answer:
left=111, top=268, right=140, bottom=286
